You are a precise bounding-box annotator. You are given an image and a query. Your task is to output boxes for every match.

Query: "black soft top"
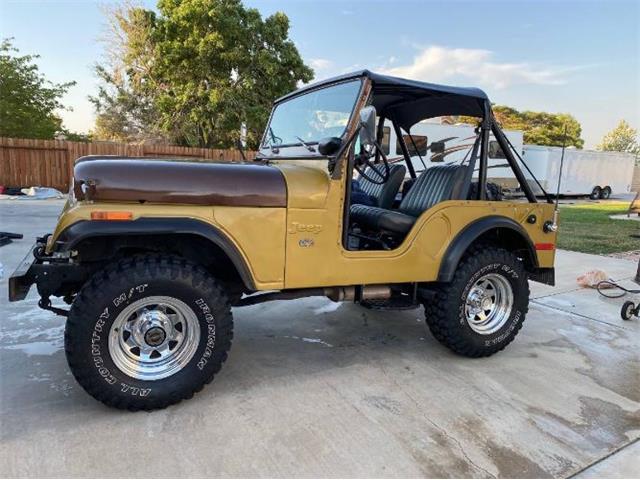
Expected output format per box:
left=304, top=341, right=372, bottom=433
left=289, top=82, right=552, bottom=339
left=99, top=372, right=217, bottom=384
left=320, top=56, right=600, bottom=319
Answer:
left=275, top=70, right=489, bottom=131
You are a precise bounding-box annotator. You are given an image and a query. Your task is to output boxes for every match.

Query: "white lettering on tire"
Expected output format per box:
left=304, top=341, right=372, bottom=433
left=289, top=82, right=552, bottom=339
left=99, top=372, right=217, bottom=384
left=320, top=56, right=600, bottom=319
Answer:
left=90, top=304, right=153, bottom=396
left=113, top=283, right=149, bottom=307
left=195, top=298, right=216, bottom=370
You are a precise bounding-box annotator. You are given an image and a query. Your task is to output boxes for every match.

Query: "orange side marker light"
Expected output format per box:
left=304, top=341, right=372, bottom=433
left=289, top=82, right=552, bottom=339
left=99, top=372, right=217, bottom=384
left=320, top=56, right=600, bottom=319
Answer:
left=90, top=211, right=133, bottom=221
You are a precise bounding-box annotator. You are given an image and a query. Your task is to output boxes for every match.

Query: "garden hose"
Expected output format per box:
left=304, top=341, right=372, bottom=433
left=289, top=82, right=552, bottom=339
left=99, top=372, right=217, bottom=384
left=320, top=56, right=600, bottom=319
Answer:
left=596, top=280, right=640, bottom=298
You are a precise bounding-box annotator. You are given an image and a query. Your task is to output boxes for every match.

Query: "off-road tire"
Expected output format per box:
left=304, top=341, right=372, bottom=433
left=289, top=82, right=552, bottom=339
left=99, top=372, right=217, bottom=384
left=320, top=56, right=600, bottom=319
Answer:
left=599, top=186, right=611, bottom=199
left=589, top=186, right=601, bottom=200
left=424, top=246, right=529, bottom=357
left=65, top=255, right=233, bottom=411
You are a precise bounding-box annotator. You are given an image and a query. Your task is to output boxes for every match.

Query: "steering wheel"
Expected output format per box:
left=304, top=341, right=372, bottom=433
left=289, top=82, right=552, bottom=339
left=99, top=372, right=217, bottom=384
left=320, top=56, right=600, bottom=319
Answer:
left=354, top=141, right=391, bottom=185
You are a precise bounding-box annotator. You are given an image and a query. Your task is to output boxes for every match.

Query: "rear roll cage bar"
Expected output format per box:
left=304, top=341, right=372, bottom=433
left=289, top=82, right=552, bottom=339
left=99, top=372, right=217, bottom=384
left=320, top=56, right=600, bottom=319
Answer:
left=345, top=97, right=542, bottom=206
left=340, top=97, right=545, bottom=253
left=372, top=100, right=542, bottom=203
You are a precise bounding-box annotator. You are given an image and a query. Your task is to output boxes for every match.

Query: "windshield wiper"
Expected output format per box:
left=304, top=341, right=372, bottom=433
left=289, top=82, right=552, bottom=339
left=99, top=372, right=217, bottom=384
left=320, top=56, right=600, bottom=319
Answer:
left=295, top=136, right=316, bottom=152
left=265, top=127, right=281, bottom=154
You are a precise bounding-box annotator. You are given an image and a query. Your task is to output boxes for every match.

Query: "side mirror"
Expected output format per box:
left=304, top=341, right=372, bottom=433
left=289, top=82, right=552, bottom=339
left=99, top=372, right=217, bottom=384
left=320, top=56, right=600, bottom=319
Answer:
left=430, top=141, right=445, bottom=154
left=318, top=137, right=342, bottom=156
left=359, top=105, right=377, bottom=149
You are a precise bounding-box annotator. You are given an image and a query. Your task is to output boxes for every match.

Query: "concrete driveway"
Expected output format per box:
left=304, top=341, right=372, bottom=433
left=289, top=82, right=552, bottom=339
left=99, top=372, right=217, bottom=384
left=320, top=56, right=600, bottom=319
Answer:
left=1, top=200, right=638, bottom=478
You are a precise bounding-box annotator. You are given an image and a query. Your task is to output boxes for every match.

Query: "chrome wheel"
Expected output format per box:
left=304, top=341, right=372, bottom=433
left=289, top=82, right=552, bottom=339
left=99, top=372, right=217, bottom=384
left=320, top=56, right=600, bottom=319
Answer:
left=464, top=273, right=513, bottom=335
left=109, top=296, right=201, bottom=381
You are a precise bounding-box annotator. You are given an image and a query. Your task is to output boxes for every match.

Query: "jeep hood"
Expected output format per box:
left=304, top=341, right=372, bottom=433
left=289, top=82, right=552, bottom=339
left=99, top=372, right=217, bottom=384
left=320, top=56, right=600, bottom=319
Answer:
left=72, top=156, right=287, bottom=207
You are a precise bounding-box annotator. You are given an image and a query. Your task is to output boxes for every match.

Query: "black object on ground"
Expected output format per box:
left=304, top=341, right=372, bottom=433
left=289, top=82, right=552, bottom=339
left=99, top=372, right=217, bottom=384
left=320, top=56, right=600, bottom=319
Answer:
left=0, top=232, right=24, bottom=239
left=0, top=231, right=24, bottom=247
left=596, top=279, right=640, bottom=298
left=596, top=261, right=640, bottom=321
left=2, top=187, right=25, bottom=196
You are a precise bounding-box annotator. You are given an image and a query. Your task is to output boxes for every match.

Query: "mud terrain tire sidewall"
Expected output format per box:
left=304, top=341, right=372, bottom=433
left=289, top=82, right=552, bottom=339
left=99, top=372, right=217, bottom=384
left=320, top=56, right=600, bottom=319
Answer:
left=65, top=255, right=233, bottom=410
left=425, top=247, right=529, bottom=357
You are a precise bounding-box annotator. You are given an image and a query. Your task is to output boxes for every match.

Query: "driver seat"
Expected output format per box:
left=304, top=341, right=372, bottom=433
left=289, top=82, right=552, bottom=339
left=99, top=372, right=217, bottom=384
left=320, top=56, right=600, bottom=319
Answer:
left=350, top=164, right=469, bottom=235
left=356, top=164, right=406, bottom=209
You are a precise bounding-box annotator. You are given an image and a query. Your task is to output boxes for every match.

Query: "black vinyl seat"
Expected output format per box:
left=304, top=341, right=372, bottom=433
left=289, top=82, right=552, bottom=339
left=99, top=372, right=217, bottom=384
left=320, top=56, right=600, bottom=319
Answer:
left=350, top=164, right=469, bottom=235
left=355, top=163, right=406, bottom=209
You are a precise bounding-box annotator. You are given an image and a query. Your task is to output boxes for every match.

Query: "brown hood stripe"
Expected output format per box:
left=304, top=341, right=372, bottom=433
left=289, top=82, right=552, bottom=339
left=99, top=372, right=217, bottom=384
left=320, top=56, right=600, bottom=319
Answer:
left=73, top=157, right=287, bottom=207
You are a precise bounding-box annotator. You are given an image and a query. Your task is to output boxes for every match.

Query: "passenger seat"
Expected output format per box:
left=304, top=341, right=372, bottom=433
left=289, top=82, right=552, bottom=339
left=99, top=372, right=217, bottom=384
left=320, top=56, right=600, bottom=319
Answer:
left=350, top=164, right=469, bottom=235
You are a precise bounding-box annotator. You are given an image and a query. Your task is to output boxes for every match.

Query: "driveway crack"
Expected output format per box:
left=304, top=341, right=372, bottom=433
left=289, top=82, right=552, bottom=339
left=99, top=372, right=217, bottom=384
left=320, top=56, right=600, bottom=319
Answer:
left=531, top=300, right=631, bottom=330
left=378, top=364, right=496, bottom=478
left=568, top=437, right=639, bottom=478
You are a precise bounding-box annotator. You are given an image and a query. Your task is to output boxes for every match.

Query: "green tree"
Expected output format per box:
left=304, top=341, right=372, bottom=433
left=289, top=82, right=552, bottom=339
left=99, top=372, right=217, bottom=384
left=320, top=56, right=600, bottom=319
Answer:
left=90, top=4, right=161, bottom=143
left=596, top=120, right=639, bottom=154
left=0, top=39, right=75, bottom=139
left=91, top=64, right=160, bottom=143
left=455, top=105, right=584, bottom=148
left=58, top=129, right=92, bottom=142
left=93, top=0, right=313, bottom=148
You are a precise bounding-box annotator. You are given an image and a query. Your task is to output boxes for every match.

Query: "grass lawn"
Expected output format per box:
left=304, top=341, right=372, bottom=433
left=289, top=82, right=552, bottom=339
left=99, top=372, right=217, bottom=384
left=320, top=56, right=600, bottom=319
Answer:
left=557, top=201, right=639, bottom=254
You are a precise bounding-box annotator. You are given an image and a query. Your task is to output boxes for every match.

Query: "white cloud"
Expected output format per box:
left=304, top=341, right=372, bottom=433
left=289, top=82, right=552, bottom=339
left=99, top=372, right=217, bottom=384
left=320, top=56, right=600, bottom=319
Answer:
left=382, top=45, right=574, bottom=89
left=309, top=58, right=333, bottom=71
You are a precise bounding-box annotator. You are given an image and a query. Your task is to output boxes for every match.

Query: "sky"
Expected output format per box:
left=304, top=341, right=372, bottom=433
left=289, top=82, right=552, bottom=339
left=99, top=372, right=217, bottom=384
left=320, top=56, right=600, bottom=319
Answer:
left=1, top=0, right=638, bottom=148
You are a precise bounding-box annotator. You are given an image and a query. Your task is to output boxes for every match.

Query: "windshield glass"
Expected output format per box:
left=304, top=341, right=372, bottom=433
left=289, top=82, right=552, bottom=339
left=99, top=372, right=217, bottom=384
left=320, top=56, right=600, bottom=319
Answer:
left=263, top=80, right=361, bottom=148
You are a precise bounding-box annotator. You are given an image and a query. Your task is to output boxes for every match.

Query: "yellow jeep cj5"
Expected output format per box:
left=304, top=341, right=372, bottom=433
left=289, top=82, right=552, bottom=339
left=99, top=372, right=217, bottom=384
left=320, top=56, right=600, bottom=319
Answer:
left=9, top=71, right=558, bottom=410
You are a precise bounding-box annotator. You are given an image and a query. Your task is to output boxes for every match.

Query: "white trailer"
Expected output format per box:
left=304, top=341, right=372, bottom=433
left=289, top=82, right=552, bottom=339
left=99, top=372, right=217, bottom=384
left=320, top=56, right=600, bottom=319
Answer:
left=520, top=146, right=636, bottom=198
left=379, top=120, right=523, bottom=175
left=380, top=121, right=636, bottom=198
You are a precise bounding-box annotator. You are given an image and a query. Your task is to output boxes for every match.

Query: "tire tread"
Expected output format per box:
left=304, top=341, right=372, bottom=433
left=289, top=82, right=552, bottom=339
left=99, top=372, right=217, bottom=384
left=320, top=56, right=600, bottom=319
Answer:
left=65, top=254, right=233, bottom=411
left=424, top=245, right=529, bottom=358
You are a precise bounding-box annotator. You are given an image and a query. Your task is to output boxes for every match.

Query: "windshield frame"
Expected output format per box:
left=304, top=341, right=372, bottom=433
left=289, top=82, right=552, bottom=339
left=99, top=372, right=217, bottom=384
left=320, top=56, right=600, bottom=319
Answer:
left=259, top=78, right=364, bottom=156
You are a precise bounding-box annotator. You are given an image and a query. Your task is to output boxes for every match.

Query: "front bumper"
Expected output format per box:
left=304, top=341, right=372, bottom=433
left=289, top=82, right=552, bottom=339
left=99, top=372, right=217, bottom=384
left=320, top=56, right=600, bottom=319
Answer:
left=8, top=243, right=39, bottom=301
left=8, top=238, right=88, bottom=302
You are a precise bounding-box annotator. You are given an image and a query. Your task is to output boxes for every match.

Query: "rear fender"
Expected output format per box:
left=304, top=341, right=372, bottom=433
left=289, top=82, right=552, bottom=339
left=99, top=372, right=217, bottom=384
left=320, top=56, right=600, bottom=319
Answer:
left=437, top=215, right=539, bottom=283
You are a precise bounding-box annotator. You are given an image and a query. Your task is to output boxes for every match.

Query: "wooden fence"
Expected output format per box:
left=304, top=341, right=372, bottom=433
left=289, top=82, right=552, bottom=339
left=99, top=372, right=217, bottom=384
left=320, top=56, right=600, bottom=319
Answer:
left=2, top=136, right=639, bottom=194
left=0, top=137, right=256, bottom=191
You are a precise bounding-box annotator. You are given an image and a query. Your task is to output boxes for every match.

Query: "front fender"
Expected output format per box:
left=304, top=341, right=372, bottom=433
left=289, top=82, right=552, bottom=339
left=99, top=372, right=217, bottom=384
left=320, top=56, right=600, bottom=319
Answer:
left=55, top=217, right=256, bottom=290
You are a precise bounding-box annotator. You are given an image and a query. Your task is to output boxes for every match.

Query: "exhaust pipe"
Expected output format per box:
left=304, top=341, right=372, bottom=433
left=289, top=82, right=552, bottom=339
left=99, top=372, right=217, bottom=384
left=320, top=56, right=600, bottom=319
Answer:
left=324, top=285, right=391, bottom=302
left=235, top=285, right=392, bottom=307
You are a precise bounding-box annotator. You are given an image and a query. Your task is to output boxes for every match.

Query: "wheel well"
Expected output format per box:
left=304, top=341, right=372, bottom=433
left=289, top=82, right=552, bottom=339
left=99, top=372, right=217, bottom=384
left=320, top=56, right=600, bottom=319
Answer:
left=437, top=217, right=539, bottom=283
left=73, top=233, right=250, bottom=293
left=472, top=227, right=537, bottom=271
